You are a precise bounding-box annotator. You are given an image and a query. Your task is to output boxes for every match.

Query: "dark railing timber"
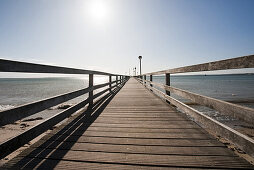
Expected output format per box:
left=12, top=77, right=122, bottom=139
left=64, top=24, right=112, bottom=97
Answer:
left=136, top=54, right=254, bottom=156
left=0, top=59, right=129, bottom=159
left=145, top=55, right=254, bottom=75
left=0, top=59, right=114, bottom=75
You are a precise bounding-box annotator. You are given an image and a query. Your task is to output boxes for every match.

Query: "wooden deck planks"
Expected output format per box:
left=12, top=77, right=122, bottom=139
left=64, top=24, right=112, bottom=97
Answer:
left=39, top=136, right=225, bottom=147
left=3, top=78, right=253, bottom=169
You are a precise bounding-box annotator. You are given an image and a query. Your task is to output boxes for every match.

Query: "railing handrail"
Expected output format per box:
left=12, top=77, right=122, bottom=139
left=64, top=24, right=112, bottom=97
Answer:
left=136, top=77, right=254, bottom=156
left=0, top=58, right=125, bottom=76
left=140, top=78, right=254, bottom=124
left=135, top=54, right=254, bottom=157
left=0, top=59, right=130, bottom=159
left=0, top=81, right=126, bottom=159
left=142, top=54, right=254, bottom=75
left=0, top=80, right=119, bottom=126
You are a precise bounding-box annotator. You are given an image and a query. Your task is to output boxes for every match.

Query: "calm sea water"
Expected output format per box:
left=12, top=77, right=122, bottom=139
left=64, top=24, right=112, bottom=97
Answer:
left=0, top=74, right=254, bottom=111
left=153, top=74, right=254, bottom=102
left=0, top=76, right=110, bottom=110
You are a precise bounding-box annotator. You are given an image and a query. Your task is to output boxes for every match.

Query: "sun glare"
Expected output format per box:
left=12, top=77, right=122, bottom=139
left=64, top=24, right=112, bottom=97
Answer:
left=87, top=0, right=110, bottom=23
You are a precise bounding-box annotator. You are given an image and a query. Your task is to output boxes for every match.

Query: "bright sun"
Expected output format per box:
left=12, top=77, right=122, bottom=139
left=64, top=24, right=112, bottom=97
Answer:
left=88, top=0, right=110, bottom=23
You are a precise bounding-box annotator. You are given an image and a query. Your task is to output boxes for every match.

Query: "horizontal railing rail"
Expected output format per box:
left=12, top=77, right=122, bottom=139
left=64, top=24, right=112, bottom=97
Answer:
left=0, top=80, right=119, bottom=126
left=136, top=80, right=254, bottom=157
left=0, top=83, right=125, bottom=159
left=143, top=54, right=254, bottom=75
left=0, top=59, right=125, bottom=76
left=0, top=58, right=129, bottom=159
left=136, top=54, right=254, bottom=156
left=142, top=79, right=254, bottom=124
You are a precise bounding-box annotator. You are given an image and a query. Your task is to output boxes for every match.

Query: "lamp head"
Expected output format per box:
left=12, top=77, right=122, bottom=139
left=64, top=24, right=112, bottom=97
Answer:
left=138, top=56, right=142, bottom=60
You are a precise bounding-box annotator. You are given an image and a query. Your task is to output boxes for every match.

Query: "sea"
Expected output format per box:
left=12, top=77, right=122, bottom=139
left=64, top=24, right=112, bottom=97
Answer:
left=0, top=74, right=254, bottom=111
left=153, top=74, right=254, bottom=103
left=1, top=74, right=253, bottom=144
left=0, top=76, right=111, bottom=110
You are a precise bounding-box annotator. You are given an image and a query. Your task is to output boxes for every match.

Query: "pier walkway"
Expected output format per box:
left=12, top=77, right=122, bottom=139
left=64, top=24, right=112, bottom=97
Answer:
left=3, top=78, right=253, bottom=169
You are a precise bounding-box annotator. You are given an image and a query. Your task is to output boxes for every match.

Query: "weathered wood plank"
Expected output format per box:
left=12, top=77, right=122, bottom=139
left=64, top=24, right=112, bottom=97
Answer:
left=83, top=127, right=207, bottom=133
left=48, top=131, right=211, bottom=139
left=17, top=149, right=253, bottom=168
left=88, top=123, right=199, bottom=128
left=6, top=157, right=220, bottom=170
left=40, top=136, right=225, bottom=147
left=29, top=142, right=235, bottom=156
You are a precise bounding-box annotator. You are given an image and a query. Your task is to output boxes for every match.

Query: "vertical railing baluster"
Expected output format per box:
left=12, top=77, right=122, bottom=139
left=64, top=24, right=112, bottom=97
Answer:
left=109, top=75, right=112, bottom=92
left=150, top=75, right=153, bottom=90
left=89, top=74, right=94, bottom=108
left=144, top=75, right=146, bottom=86
left=165, top=73, right=170, bottom=103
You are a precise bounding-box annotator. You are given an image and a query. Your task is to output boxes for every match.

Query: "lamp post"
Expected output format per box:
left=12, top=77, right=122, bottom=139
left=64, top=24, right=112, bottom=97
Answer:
left=138, top=56, right=142, bottom=76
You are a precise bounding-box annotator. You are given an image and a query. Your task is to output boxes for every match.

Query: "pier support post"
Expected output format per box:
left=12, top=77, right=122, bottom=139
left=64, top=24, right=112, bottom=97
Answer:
left=144, top=75, right=146, bottom=86
left=165, top=73, right=170, bottom=103
left=109, top=75, right=112, bottom=92
left=165, top=73, right=170, bottom=95
left=89, top=74, right=93, bottom=108
left=150, top=75, right=153, bottom=90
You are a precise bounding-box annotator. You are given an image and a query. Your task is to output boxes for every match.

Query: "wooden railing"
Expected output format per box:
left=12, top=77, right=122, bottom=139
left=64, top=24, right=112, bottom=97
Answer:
left=136, top=54, right=254, bottom=156
left=0, top=59, right=129, bottom=159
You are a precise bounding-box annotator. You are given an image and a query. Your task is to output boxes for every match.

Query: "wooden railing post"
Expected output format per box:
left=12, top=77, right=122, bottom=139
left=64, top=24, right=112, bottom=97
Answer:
left=109, top=75, right=112, bottom=92
left=144, top=75, right=146, bottom=86
left=89, top=74, right=94, bottom=107
left=165, top=73, right=170, bottom=96
left=116, top=75, right=118, bottom=85
left=150, top=75, right=153, bottom=89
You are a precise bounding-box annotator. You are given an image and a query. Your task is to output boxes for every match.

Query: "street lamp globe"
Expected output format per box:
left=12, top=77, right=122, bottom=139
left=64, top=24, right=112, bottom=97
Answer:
left=138, top=56, right=142, bottom=76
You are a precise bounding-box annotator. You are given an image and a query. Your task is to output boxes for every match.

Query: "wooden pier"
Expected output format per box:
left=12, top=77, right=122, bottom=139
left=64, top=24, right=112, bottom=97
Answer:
left=1, top=78, right=253, bottom=169
left=0, top=55, right=254, bottom=169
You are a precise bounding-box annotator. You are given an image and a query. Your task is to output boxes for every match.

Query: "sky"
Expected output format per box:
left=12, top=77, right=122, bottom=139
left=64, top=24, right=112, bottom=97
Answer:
left=0, top=0, right=254, bottom=76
